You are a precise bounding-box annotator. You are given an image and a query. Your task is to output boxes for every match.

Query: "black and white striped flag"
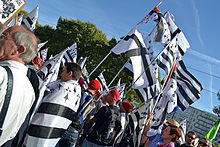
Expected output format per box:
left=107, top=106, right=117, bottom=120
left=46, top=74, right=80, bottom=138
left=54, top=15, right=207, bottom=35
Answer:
left=179, top=119, right=187, bottom=144
left=38, top=41, right=48, bottom=51
left=123, top=60, right=159, bottom=103
left=37, top=48, right=48, bottom=62
left=33, top=48, right=68, bottom=117
left=126, top=101, right=151, bottom=147
left=61, top=43, right=77, bottom=67
left=78, top=57, right=89, bottom=89
left=7, top=14, right=23, bottom=27
left=176, top=59, right=202, bottom=110
left=96, top=71, right=109, bottom=92
left=164, top=11, right=190, bottom=57
left=24, top=80, right=81, bottom=147
left=112, top=27, right=157, bottom=89
left=21, top=6, right=38, bottom=31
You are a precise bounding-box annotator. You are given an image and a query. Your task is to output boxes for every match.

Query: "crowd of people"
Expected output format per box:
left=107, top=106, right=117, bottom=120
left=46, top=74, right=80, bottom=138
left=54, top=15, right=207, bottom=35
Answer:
left=0, top=24, right=213, bottom=147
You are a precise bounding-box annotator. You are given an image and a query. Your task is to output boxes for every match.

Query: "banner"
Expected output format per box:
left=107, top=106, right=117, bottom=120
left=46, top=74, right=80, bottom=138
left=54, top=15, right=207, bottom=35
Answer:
left=0, top=0, right=26, bottom=24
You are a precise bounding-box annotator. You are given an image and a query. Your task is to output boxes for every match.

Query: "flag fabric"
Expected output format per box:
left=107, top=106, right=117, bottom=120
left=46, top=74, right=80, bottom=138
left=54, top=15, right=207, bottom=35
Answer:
left=24, top=80, right=81, bottom=147
left=78, top=57, right=89, bottom=89
left=21, top=6, right=38, bottom=31
left=176, top=59, right=202, bottom=110
left=33, top=48, right=69, bottom=116
left=96, top=71, right=109, bottom=92
left=37, top=48, right=48, bottom=62
left=123, top=60, right=160, bottom=103
left=201, top=118, right=220, bottom=141
left=37, top=41, right=48, bottom=51
left=138, top=3, right=161, bottom=25
left=156, top=35, right=178, bottom=74
left=117, top=83, right=126, bottom=99
left=61, top=43, right=77, bottom=67
left=115, top=101, right=151, bottom=147
left=148, top=60, right=177, bottom=137
left=164, top=11, right=190, bottom=57
left=179, top=119, right=187, bottom=144
left=7, top=14, right=23, bottom=27
left=113, top=27, right=156, bottom=88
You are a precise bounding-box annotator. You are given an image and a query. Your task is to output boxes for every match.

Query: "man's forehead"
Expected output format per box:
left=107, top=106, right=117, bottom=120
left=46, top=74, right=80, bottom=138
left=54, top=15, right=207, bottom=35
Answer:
left=4, top=26, right=26, bottom=34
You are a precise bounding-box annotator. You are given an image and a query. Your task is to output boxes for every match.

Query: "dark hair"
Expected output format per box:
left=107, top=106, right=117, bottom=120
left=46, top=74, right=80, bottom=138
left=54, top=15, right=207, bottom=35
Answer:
left=65, top=63, right=82, bottom=80
left=170, top=127, right=182, bottom=142
left=187, top=131, right=196, bottom=137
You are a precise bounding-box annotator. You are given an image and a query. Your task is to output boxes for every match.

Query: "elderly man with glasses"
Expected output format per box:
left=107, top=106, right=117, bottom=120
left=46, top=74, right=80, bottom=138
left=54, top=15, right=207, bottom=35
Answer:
left=0, top=25, right=38, bottom=146
left=180, top=131, right=197, bottom=147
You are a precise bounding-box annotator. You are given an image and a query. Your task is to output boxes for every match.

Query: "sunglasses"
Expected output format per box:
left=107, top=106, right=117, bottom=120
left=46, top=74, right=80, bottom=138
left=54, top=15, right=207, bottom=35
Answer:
left=199, top=141, right=208, bottom=147
left=187, top=134, right=195, bottom=140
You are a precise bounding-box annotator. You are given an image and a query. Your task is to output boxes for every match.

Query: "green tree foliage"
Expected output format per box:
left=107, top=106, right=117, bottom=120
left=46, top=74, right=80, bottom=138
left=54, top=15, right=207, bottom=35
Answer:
left=34, top=16, right=139, bottom=103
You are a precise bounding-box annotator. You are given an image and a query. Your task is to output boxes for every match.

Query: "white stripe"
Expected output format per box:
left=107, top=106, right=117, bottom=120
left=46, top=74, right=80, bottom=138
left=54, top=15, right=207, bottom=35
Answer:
left=25, top=135, right=60, bottom=147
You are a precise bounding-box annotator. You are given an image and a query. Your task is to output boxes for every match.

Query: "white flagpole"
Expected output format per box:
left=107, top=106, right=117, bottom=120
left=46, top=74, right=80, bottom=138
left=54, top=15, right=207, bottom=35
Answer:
left=88, top=51, right=112, bottom=77
left=107, top=59, right=130, bottom=87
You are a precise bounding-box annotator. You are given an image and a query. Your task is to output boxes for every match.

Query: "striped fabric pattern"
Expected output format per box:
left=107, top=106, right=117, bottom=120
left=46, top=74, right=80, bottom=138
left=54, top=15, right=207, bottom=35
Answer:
left=24, top=80, right=81, bottom=147
left=21, top=6, right=38, bottom=31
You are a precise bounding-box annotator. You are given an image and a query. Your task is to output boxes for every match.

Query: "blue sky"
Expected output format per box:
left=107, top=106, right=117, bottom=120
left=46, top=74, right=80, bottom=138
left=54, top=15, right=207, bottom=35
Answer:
left=24, top=0, right=220, bottom=114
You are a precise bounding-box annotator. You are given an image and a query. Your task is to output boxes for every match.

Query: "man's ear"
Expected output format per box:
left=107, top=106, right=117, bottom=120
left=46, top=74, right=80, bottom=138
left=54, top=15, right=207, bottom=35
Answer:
left=68, top=71, right=73, bottom=77
left=17, top=45, right=26, bottom=54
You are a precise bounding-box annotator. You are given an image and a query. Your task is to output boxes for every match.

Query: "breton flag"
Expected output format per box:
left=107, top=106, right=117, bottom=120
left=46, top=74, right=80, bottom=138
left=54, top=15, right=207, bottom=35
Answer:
left=176, top=59, right=202, bottom=110
left=123, top=60, right=159, bottom=103
left=112, top=27, right=157, bottom=88
left=138, top=2, right=161, bottom=25
left=37, top=48, right=48, bottom=63
left=22, top=6, right=38, bottom=31
left=7, top=14, right=23, bottom=27
left=96, top=71, right=109, bottom=92
left=179, top=119, right=187, bottom=144
left=156, top=35, right=178, bottom=74
left=37, top=41, right=48, bottom=51
left=24, top=80, right=81, bottom=147
left=127, top=100, right=151, bottom=147
left=33, top=48, right=68, bottom=116
left=164, top=11, right=190, bottom=57
left=61, top=43, right=77, bottom=67
left=78, top=57, right=89, bottom=89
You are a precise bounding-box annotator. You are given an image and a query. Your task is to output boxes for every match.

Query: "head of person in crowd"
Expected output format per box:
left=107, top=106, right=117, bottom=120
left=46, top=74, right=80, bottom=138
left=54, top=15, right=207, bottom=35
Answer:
left=119, top=101, right=131, bottom=113
left=161, top=118, right=182, bottom=144
left=104, top=89, right=120, bottom=106
left=185, top=131, right=196, bottom=146
left=60, top=63, right=82, bottom=82
left=87, top=80, right=101, bottom=96
left=31, top=56, right=43, bottom=70
left=197, top=138, right=210, bottom=147
left=0, top=25, right=38, bottom=64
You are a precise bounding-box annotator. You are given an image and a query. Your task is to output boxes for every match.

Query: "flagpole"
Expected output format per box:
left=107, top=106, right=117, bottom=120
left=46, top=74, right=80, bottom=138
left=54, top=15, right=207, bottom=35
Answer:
left=145, top=56, right=176, bottom=126
left=88, top=51, right=112, bottom=77
left=107, top=59, right=130, bottom=87
left=123, top=35, right=178, bottom=98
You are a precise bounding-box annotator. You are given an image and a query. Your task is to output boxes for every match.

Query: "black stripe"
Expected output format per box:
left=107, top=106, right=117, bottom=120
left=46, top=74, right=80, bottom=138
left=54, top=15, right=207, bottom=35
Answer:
left=171, top=28, right=181, bottom=40
left=177, top=60, right=202, bottom=90
left=134, top=111, right=141, bottom=147
left=127, top=48, right=142, bottom=57
left=177, top=83, right=194, bottom=105
left=157, top=60, right=168, bottom=73
left=134, top=89, right=145, bottom=103
left=124, top=33, right=154, bottom=86
left=178, top=45, right=185, bottom=56
left=37, top=102, right=75, bottom=121
left=66, top=50, right=74, bottom=62
left=177, top=95, right=186, bottom=111
left=28, top=124, right=65, bottom=139
left=128, top=115, right=135, bottom=147
left=26, top=17, right=33, bottom=26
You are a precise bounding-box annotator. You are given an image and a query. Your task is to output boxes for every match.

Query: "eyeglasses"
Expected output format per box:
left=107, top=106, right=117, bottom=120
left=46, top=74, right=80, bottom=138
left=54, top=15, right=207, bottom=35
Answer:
left=198, top=141, right=208, bottom=147
left=187, top=134, right=195, bottom=140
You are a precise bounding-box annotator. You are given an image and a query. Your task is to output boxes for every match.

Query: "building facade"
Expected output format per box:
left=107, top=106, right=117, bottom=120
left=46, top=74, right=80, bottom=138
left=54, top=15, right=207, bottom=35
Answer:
left=167, top=106, right=220, bottom=145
